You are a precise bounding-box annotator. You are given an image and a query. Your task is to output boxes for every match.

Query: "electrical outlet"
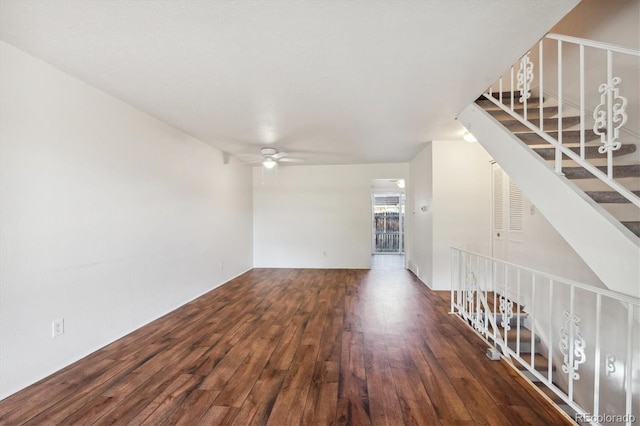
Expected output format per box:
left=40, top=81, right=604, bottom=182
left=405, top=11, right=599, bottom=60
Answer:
left=52, top=318, right=64, bottom=338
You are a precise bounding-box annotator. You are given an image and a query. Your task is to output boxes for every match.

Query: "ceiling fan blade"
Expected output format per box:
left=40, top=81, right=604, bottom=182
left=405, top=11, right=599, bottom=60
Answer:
left=272, top=152, right=288, bottom=159
left=278, top=157, right=305, bottom=163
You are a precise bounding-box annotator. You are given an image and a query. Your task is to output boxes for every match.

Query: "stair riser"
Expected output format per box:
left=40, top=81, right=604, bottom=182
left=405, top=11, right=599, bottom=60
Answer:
left=495, top=313, right=528, bottom=327
left=507, top=341, right=534, bottom=353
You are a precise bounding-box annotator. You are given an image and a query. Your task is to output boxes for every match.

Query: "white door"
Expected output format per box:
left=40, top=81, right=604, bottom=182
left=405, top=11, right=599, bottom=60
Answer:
left=492, top=162, right=508, bottom=260
left=491, top=162, right=524, bottom=260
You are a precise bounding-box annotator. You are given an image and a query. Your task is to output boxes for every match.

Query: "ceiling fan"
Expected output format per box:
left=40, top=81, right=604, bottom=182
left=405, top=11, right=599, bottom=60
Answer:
left=245, top=147, right=304, bottom=169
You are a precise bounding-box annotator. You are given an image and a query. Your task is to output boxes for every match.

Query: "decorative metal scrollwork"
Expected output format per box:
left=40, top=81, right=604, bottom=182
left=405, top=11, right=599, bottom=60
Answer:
left=606, top=354, right=616, bottom=377
left=593, top=77, right=627, bottom=154
left=465, top=269, right=476, bottom=309
left=464, top=268, right=486, bottom=333
left=559, top=311, right=586, bottom=380
left=464, top=268, right=477, bottom=322
left=499, top=286, right=514, bottom=330
left=473, top=304, right=486, bottom=333
left=517, top=53, right=534, bottom=103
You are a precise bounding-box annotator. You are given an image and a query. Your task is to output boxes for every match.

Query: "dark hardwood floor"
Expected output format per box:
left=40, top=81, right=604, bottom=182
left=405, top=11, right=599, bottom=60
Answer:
left=0, top=269, right=573, bottom=425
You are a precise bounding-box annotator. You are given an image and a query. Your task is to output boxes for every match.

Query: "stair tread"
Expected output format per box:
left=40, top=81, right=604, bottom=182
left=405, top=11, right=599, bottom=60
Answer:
left=533, top=144, right=636, bottom=160
left=477, top=94, right=543, bottom=110
left=487, top=106, right=560, bottom=120
left=499, top=117, right=581, bottom=133
left=586, top=190, right=640, bottom=204
left=563, top=164, right=640, bottom=179
left=516, top=130, right=599, bottom=144
left=622, top=221, right=640, bottom=232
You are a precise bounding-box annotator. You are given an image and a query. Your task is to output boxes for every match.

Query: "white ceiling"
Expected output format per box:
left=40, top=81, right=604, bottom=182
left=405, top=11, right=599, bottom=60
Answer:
left=0, top=0, right=579, bottom=165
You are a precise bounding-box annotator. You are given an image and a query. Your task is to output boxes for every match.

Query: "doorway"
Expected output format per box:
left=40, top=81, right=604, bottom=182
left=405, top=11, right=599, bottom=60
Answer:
left=371, top=192, right=405, bottom=254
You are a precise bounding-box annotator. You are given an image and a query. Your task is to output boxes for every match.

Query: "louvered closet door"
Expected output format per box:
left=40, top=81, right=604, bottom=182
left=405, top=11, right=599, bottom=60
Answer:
left=492, top=162, right=508, bottom=260
left=491, top=163, right=524, bottom=260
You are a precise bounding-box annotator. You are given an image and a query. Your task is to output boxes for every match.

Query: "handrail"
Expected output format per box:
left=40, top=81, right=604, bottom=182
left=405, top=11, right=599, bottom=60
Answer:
left=483, top=94, right=640, bottom=207
left=482, top=32, right=640, bottom=211
left=451, top=247, right=639, bottom=425
left=546, top=33, right=640, bottom=57
left=451, top=247, right=639, bottom=304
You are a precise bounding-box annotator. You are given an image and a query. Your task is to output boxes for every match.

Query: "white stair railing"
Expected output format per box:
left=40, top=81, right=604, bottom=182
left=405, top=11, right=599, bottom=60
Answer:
left=451, top=247, right=639, bottom=426
left=483, top=33, right=640, bottom=208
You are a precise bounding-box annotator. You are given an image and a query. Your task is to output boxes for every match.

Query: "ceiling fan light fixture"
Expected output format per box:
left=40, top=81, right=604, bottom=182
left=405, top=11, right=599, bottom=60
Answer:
left=263, top=157, right=277, bottom=169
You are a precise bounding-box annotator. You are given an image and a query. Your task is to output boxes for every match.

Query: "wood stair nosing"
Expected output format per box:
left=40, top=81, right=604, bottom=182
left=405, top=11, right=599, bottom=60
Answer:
left=563, top=164, right=640, bottom=179
left=532, top=144, right=637, bottom=160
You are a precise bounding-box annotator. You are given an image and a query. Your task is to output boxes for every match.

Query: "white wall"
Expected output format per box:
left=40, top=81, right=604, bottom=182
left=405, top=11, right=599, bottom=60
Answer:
left=253, top=163, right=408, bottom=268
left=431, top=140, right=493, bottom=289
left=0, top=41, right=253, bottom=399
left=510, top=194, right=604, bottom=287
left=406, top=140, right=493, bottom=290
left=406, top=144, right=433, bottom=283
left=407, top=137, right=606, bottom=290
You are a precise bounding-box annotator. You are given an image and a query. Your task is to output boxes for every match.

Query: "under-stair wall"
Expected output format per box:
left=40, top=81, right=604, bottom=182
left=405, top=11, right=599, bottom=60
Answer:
left=458, top=104, right=639, bottom=298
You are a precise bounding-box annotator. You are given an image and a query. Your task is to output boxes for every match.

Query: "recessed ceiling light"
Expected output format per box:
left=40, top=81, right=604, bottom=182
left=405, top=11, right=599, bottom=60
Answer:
left=463, top=130, right=477, bottom=143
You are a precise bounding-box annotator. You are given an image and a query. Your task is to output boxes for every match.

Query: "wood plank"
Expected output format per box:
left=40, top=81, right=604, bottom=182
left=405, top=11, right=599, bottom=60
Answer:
left=230, top=369, right=286, bottom=426
left=164, top=389, right=220, bottom=425
left=213, top=324, right=282, bottom=407
left=363, top=338, right=405, bottom=425
left=404, top=336, right=473, bottom=423
left=197, top=405, right=238, bottom=425
left=0, top=269, right=574, bottom=425
left=126, top=373, right=199, bottom=425
left=266, top=344, right=319, bottom=426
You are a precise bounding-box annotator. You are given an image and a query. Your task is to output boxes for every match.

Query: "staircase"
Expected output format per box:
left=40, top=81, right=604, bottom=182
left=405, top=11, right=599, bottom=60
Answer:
left=457, top=33, right=640, bottom=298
left=450, top=248, right=640, bottom=425
left=477, top=93, right=640, bottom=238
left=480, top=292, right=576, bottom=420
left=452, top=31, right=639, bottom=426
